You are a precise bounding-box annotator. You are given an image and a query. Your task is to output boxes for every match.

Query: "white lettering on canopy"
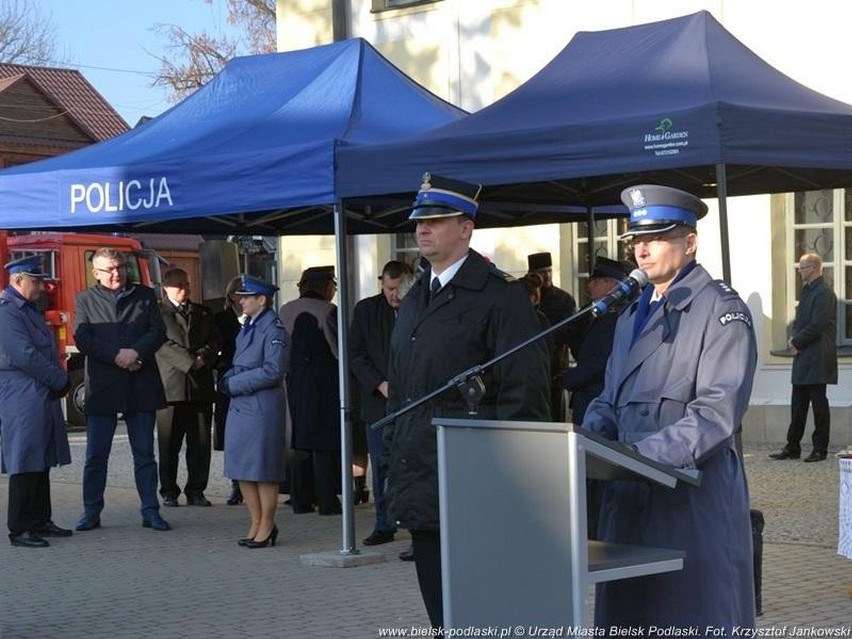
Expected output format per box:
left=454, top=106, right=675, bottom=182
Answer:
left=69, top=178, right=173, bottom=214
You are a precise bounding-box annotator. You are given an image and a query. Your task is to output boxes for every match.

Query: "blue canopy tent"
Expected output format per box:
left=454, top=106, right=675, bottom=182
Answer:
left=0, top=38, right=468, bottom=235
left=338, top=11, right=852, bottom=281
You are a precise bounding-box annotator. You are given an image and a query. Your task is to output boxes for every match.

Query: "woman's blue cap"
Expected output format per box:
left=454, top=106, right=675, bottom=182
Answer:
left=234, top=274, right=278, bottom=297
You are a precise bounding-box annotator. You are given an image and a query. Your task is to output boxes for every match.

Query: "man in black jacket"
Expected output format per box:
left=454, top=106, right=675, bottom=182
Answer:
left=350, top=260, right=413, bottom=546
left=154, top=268, right=220, bottom=507
left=770, top=253, right=838, bottom=462
left=74, top=248, right=169, bottom=532
left=385, top=174, right=550, bottom=628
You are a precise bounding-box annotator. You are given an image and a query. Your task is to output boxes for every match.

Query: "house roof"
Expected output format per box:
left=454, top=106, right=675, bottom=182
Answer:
left=0, top=63, right=128, bottom=141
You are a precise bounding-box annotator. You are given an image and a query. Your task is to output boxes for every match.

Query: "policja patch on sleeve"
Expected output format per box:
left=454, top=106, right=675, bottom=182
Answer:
left=718, top=310, right=752, bottom=328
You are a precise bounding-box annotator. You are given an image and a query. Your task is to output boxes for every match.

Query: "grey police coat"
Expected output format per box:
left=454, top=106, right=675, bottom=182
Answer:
left=0, top=289, right=71, bottom=474
left=222, top=308, right=290, bottom=482
left=583, top=263, right=757, bottom=629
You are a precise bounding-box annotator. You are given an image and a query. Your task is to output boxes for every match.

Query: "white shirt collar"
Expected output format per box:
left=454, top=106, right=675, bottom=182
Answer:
left=431, top=253, right=469, bottom=290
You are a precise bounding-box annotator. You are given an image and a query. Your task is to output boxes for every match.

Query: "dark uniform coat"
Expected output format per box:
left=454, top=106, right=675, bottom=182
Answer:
left=349, top=292, right=394, bottom=424
left=279, top=293, right=340, bottom=451
left=538, top=284, right=576, bottom=420
left=222, top=308, right=289, bottom=482
left=790, top=275, right=837, bottom=385
left=74, top=284, right=167, bottom=415
left=212, top=306, right=242, bottom=450
left=0, top=288, right=71, bottom=474
left=385, top=250, right=551, bottom=532
left=563, top=309, right=619, bottom=424
left=155, top=299, right=220, bottom=403
left=583, top=263, right=757, bottom=629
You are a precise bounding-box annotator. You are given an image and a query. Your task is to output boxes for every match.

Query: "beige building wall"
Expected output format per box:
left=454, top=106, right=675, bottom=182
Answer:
left=275, top=0, right=852, bottom=443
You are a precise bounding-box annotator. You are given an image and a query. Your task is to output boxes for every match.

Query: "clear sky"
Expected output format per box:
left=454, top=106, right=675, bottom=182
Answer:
left=45, top=0, right=241, bottom=127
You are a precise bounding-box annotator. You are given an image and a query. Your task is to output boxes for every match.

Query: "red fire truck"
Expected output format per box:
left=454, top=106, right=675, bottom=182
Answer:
left=0, top=231, right=159, bottom=429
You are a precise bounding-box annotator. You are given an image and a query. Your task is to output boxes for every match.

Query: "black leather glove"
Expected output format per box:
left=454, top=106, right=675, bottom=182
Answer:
left=48, top=380, right=73, bottom=400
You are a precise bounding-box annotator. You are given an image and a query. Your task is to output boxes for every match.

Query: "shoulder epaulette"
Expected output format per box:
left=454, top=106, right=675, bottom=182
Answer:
left=489, top=264, right=516, bottom=282
left=713, top=279, right=740, bottom=298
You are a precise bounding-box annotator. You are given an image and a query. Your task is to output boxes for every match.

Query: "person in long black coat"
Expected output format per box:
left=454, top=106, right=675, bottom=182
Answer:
left=349, top=260, right=413, bottom=545
left=386, top=174, right=550, bottom=628
left=154, top=267, right=220, bottom=507
left=770, top=252, right=838, bottom=462
left=278, top=266, right=341, bottom=515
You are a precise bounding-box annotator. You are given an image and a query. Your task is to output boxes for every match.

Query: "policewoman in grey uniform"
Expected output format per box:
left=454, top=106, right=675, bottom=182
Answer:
left=220, top=275, right=290, bottom=549
left=583, top=185, right=757, bottom=630
left=0, top=256, right=72, bottom=547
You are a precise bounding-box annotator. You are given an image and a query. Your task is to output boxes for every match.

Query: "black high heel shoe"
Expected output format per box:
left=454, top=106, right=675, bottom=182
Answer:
left=244, top=525, right=278, bottom=549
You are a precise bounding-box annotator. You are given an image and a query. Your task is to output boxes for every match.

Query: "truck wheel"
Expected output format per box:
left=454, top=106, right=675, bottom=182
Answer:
left=67, top=368, right=86, bottom=431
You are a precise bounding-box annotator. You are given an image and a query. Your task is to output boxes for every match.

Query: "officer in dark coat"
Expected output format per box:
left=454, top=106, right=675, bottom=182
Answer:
left=0, top=256, right=73, bottom=547
left=583, top=185, right=757, bottom=630
left=279, top=266, right=341, bottom=515
left=350, top=260, right=413, bottom=546
left=563, top=256, right=630, bottom=425
left=527, top=251, right=576, bottom=420
left=770, top=253, right=838, bottom=462
left=385, top=173, right=551, bottom=628
left=154, top=267, right=220, bottom=506
left=73, top=247, right=169, bottom=532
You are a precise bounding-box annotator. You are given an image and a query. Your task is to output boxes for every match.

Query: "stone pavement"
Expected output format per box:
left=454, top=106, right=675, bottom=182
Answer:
left=0, top=436, right=849, bottom=639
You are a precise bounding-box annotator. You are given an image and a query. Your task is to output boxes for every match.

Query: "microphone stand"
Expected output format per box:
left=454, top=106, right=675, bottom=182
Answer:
left=369, top=303, right=597, bottom=432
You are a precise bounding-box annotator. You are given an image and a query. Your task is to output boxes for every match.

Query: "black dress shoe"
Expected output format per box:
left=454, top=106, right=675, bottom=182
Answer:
left=162, top=495, right=179, bottom=507
left=75, top=514, right=101, bottom=531
left=39, top=521, right=73, bottom=537
left=142, top=514, right=171, bottom=531
left=362, top=530, right=395, bottom=546
left=10, top=531, right=50, bottom=548
left=398, top=545, right=414, bottom=561
left=768, top=449, right=800, bottom=460
left=186, top=495, right=212, bottom=506
left=803, top=451, right=827, bottom=462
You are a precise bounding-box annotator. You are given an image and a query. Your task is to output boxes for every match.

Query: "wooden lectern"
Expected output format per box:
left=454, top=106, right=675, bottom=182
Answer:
left=436, top=418, right=700, bottom=628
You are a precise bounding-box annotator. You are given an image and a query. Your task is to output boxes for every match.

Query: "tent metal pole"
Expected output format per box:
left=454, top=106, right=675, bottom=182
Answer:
left=334, top=200, right=357, bottom=554
left=715, top=163, right=732, bottom=284
left=586, top=207, right=595, bottom=272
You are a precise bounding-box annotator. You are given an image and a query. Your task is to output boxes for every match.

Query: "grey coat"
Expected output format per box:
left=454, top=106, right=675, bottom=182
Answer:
left=222, top=308, right=290, bottom=482
left=155, top=299, right=219, bottom=403
left=583, top=263, right=757, bottom=629
left=74, top=284, right=167, bottom=415
left=0, top=288, right=71, bottom=474
left=790, top=275, right=837, bottom=385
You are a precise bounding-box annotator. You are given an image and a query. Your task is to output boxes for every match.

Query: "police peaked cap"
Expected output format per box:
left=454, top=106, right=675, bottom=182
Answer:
left=234, top=274, right=278, bottom=297
left=620, top=184, right=708, bottom=239
left=4, top=255, right=47, bottom=278
left=409, top=173, right=482, bottom=220
left=589, top=256, right=630, bottom=281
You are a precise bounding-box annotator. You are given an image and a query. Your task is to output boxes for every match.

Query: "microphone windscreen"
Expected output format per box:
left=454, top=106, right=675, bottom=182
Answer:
left=630, top=269, right=649, bottom=287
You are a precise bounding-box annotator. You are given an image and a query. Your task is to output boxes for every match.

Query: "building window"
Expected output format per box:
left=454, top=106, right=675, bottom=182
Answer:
left=371, top=0, right=442, bottom=13
left=572, top=218, right=630, bottom=307
left=788, top=188, right=850, bottom=346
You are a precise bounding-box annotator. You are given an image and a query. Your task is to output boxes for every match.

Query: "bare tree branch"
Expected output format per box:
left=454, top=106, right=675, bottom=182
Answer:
left=0, top=0, right=60, bottom=65
left=153, top=0, right=276, bottom=103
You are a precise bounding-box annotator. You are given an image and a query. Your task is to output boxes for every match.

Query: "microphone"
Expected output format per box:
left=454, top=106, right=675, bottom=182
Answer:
left=590, top=268, right=649, bottom=318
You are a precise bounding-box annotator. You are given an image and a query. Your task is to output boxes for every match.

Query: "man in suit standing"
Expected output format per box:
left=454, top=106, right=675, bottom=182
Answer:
left=155, top=267, right=221, bottom=506
left=349, top=260, right=413, bottom=546
left=74, top=248, right=170, bottom=532
left=770, top=253, right=838, bottom=462
left=0, top=256, right=73, bottom=547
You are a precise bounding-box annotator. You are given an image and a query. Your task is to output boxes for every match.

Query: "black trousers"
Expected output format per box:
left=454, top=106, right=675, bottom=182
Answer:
left=785, top=383, right=830, bottom=454
left=156, top=403, right=213, bottom=499
left=289, top=449, right=340, bottom=513
left=411, top=529, right=443, bottom=629
left=7, top=471, right=51, bottom=537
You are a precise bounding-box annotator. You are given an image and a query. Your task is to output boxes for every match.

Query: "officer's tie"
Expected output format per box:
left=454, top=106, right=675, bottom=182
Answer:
left=429, top=277, right=441, bottom=303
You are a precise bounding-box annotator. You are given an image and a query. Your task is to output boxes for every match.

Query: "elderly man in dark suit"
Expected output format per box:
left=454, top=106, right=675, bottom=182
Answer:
left=770, top=253, right=838, bottom=462
left=155, top=267, right=220, bottom=507
left=74, top=247, right=169, bottom=532
left=0, top=256, right=73, bottom=547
